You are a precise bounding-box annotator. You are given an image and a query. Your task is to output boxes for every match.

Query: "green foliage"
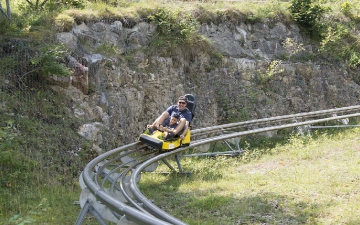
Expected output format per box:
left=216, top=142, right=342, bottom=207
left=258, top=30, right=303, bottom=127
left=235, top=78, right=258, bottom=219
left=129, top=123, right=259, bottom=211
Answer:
left=258, top=60, right=284, bottom=84
left=7, top=198, right=49, bottom=225
left=52, top=0, right=85, bottom=10
left=245, top=13, right=261, bottom=24
left=30, top=43, right=71, bottom=77
left=1, top=0, right=82, bottom=39
left=204, top=51, right=223, bottom=73
left=1, top=91, right=81, bottom=165
left=0, top=17, right=15, bottom=36
left=0, top=88, right=93, bottom=222
left=226, top=107, right=249, bottom=123
left=54, top=14, right=75, bottom=32
left=95, top=43, right=118, bottom=56
left=255, top=0, right=292, bottom=25
left=320, top=24, right=360, bottom=68
left=187, top=195, right=231, bottom=210
left=320, top=25, right=347, bottom=56
left=348, top=51, right=360, bottom=68
left=0, top=56, right=19, bottom=74
left=340, top=1, right=360, bottom=20
left=341, top=1, right=353, bottom=17
left=18, top=0, right=85, bottom=12
left=148, top=8, right=199, bottom=47
left=0, top=119, right=36, bottom=188
left=289, top=0, right=329, bottom=36
left=282, top=38, right=305, bottom=61
left=145, top=7, right=214, bottom=59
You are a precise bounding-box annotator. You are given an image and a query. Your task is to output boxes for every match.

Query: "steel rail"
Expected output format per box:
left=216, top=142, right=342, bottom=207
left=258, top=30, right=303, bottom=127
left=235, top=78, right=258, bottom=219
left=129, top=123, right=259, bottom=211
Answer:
left=80, top=105, right=360, bottom=225
left=82, top=142, right=172, bottom=224
left=119, top=155, right=158, bottom=213
left=191, top=105, right=360, bottom=137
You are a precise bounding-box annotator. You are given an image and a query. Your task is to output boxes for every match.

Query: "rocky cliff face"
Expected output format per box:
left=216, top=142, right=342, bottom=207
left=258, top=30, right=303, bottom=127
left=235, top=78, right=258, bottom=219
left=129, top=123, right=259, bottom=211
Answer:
left=55, top=19, right=360, bottom=152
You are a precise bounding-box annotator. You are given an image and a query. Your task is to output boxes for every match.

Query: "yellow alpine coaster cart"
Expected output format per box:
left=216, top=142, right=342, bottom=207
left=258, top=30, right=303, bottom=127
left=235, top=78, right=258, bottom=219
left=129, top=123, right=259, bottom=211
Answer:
left=139, top=129, right=191, bottom=152
left=139, top=94, right=196, bottom=152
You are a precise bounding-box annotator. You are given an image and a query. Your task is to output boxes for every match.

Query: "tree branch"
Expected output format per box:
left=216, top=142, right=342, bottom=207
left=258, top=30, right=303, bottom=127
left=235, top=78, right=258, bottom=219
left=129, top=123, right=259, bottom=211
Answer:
left=25, top=0, right=34, bottom=6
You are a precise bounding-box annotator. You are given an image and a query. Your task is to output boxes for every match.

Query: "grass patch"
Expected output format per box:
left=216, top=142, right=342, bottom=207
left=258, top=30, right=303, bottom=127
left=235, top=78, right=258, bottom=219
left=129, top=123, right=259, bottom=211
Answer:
left=140, top=128, right=360, bottom=225
left=0, top=87, right=96, bottom=224
left=1, top=185, right=98, bottom=225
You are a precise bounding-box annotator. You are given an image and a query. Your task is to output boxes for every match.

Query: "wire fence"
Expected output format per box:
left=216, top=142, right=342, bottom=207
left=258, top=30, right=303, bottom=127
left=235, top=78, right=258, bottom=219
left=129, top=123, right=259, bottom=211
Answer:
left=0, top=32, right=126, bottom=222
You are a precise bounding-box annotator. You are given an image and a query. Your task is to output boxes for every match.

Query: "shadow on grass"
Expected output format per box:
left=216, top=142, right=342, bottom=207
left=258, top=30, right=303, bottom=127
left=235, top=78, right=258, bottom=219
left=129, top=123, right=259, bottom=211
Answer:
left=232, top=192, right=321, bottom=224
left=346, top=219, right=360, bottom=225
left=178, top=192, right=323, bottom=225
left=140, top=172, right=325, bottom=224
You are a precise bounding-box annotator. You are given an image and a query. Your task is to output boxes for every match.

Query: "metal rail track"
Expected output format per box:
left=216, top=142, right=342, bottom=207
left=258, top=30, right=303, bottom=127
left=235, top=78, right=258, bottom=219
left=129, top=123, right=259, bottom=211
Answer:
left=76, top=105, right=360, bottom=225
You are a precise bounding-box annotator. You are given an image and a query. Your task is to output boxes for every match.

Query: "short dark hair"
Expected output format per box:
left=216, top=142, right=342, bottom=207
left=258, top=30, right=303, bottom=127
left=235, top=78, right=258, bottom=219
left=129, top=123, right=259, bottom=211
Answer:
left=171, top=112, right=180, bottom=119
left=178, top=96, right=187, bottom=103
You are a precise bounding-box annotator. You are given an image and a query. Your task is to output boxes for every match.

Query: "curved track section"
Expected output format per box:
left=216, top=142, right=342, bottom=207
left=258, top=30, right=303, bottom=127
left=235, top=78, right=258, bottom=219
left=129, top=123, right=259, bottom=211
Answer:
left=77, top=105, right=360, bottom=225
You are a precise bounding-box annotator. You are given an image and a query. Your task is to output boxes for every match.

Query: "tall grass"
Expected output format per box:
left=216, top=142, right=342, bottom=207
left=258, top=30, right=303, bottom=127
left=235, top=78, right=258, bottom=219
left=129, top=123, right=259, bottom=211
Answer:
left=0, top=88, right=97, bottom=224
left=3, top=126, right=360, bottom=224
left=140, top=128, right=360, bottom=225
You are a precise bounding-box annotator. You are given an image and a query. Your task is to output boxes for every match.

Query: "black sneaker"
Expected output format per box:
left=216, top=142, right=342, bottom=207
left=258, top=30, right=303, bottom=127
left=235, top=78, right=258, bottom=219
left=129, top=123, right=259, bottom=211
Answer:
left=148, top=127, right=153, bottom=134
left=165, top=133, right=175, bottom=140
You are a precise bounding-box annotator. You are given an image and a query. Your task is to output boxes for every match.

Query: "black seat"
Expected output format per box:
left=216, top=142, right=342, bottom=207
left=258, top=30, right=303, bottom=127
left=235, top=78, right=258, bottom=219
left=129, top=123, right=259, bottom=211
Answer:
left=185, top=94, right=196, bottom=120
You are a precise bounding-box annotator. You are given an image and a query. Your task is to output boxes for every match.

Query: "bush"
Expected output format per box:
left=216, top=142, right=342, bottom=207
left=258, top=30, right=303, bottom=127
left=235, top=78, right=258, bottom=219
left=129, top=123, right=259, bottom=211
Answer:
left=148, top=8, right=199, bottom=46
left=289, top=0, right=329, bottom=37
left=30, top=43, right=71, bottom=77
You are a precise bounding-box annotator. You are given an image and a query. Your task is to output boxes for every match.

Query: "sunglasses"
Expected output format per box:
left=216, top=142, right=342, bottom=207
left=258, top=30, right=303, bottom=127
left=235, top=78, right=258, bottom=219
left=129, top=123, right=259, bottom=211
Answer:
left=178, top=101, right=186, bottom=105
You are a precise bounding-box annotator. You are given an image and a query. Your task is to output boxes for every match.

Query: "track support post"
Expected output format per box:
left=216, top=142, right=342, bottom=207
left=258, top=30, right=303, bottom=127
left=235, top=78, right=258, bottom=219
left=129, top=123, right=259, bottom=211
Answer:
left=75, top=199, right=108, bottom=225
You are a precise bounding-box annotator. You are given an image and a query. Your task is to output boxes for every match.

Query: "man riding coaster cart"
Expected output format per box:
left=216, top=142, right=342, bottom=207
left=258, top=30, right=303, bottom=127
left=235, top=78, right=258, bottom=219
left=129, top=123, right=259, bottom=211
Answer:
left=139, top=94, right=196, bottom=151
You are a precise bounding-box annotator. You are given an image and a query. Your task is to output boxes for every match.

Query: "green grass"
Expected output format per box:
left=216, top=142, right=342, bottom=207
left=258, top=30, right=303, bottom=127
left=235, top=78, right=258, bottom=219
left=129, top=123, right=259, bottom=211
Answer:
left=139, top=128, right=360, bottom=225
left=3, top=127, right=360, bottom=224
left=0, top=88, right=98, bottom=225
left=1, top=185, right=95, bottom=225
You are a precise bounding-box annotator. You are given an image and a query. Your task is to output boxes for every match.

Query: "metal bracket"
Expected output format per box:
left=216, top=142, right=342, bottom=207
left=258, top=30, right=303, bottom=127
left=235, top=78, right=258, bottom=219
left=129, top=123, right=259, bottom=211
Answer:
left=75, top=199, right=108, bottom=225
left=293, top=118, right=310, bottom=137
left=174, top=154, right=183, bottom=173
left=298, top=114, right=355, bottom=135
left=161, top=158, right=176, bottom=172
left=182, top=138, right=243, bottom=158
left=161, top=155, right=191, bottom=175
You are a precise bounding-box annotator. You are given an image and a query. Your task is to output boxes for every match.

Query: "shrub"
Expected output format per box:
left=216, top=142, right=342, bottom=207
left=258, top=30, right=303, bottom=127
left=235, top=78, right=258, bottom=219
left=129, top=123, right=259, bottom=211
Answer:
left=289, top=0, right=329, bottom=36
left=54, top=14, right=75, bottom=32
left=282, top=38, right=305, bottom=61
left=30, top=43, right=71, bottom=77
left=259, top=60, right=284, bottom=84
left=18, top=0, right=85, bottom=12
left=148, top=8, right=199, bottom=46
left=341, top=1, right=352, bottom=17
